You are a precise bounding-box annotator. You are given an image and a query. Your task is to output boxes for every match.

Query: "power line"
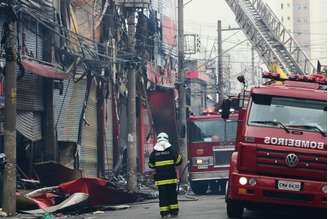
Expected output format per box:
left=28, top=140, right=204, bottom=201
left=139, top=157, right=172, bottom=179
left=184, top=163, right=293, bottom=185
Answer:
left=222, top=30, right=241, bottom=43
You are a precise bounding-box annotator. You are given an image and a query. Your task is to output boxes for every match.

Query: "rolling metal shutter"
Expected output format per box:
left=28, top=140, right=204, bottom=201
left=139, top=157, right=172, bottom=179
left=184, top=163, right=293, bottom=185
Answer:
left=80, top=80, right=98, bottom=177
left=17, top=111, right=42, bottom=142
left=17, top=72, right=44, bottom=111
left=54, top=79, right=87, bottom=143
left=17, top=18, right=44, bottom=111
left=23, top=23, right=43, bottom=60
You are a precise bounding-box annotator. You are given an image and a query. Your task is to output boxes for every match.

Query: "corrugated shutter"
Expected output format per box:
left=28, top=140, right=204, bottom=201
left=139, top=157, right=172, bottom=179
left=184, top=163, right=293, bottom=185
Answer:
left=22, top=19, right=43, bottom=60
left=17, top=111, right=42, bottom=142
left=104, top=87, right=113, bottom=177
left=54, top=79, right=87, bottom=142
left=17, top=72, right=44, bottom=111
left=80, top=80, right=98, bottom=177
left=16, top=19, right=44, bottom=111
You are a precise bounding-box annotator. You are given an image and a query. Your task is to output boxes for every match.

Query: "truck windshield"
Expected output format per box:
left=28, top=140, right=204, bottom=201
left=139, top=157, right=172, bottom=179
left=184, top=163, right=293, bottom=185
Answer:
left=248, top=95, right=327, bottom=133
left=189, top=119, right=237, bottom=143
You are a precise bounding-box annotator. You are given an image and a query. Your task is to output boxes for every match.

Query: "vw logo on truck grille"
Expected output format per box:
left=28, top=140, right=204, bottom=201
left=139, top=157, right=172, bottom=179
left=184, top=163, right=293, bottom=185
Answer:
left=285, top=153, right=299, bottom=168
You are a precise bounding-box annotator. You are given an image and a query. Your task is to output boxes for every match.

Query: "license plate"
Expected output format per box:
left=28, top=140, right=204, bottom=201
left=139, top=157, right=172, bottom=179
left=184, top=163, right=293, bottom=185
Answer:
left=277, top=180, right=301, bottom=191
left=197, top=165, right=208, bottom=169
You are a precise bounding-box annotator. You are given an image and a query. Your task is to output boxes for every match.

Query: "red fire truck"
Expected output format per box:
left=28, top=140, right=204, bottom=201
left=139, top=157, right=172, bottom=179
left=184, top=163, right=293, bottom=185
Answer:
left=225, top=73, right=327, bottom=218
left=187, top=107, right=239, bottom=195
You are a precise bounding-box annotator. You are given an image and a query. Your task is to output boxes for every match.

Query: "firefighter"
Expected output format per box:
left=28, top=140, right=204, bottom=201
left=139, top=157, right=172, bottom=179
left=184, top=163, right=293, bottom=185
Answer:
left=148, top=132, right=183, bottom=218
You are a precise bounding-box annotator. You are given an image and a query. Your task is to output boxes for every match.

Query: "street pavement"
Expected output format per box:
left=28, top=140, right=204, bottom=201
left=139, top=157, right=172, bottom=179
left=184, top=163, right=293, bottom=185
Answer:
left=70, top=194, right=326, bottom=219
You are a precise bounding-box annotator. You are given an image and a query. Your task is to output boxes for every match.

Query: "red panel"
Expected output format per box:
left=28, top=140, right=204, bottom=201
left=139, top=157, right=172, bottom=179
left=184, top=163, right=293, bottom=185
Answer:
left=148, top=88, right=178, bottom=148
left=186, top=70, right=209, bottom=83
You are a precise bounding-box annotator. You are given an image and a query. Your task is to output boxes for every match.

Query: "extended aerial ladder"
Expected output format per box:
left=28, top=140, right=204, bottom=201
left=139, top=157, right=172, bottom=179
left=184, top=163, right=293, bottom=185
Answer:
left=225, top=0, right=316, bottom=74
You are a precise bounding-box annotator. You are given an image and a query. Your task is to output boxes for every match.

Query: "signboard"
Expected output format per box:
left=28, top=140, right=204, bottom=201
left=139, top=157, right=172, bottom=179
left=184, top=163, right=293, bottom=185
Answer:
left=152, top=0, right=178, bottom=50
left=114, top=0, right=150, bottom=7
left=161, top=0, right=177, bottom=47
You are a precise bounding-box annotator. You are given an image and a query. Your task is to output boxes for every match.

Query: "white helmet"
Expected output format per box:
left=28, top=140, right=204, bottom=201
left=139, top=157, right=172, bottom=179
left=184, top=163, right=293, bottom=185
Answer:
left=157, top=132, right=169, bottom=142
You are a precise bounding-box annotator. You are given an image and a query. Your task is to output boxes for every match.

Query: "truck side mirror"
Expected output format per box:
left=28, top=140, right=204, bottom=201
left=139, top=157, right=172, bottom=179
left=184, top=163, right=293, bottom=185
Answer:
left=237, top=75, right=248, bottom=108
left=221, top=99, right=231, bottom=119
left=237, top=75, right=246, bottom=84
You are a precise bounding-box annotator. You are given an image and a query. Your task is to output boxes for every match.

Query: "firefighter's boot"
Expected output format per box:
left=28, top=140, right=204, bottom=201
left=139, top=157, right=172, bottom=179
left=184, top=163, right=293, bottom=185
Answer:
left=161, top=212, right=169, bottom=218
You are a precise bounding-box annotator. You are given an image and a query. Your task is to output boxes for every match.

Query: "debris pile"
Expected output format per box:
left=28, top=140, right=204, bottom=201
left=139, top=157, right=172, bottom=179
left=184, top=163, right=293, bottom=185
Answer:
left=16, top=162, right=159, bottom=217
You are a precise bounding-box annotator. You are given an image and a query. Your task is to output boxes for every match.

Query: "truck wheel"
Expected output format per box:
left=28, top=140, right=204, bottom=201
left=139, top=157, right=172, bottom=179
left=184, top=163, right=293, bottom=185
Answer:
left=226, top=200, right=244, bottom=218
left=225, top=181, right=229, bottom=202
left=190, top=181, right=208, bottom=195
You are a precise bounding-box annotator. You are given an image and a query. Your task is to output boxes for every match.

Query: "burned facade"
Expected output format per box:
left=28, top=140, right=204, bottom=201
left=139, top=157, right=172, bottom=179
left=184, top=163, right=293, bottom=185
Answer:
left=0, top=0, right=179, bottom=182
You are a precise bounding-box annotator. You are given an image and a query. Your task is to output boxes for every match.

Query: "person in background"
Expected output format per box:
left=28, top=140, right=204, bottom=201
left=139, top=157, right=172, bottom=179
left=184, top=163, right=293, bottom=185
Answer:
left=148, top=132, right=183, bottom=218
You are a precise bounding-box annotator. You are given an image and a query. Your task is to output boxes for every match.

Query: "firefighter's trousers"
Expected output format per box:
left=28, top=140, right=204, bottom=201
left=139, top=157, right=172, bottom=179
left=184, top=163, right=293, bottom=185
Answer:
left=158, top=183, right=179, bottom=216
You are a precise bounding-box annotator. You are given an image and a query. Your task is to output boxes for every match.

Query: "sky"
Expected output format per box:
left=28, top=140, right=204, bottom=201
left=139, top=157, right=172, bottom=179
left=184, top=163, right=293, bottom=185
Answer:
left=184, top=0, right=259, bottom=94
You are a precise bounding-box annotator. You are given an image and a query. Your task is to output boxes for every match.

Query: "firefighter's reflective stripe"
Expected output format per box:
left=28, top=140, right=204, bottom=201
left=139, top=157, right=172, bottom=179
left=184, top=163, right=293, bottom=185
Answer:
left=169, top=204, right=179, bottom=209
left=160, top=206, right=169, bottom=212
left=149, top=162, right=155, bottom=168
left=155, top=178, right=178, bottom=186
left=176, top=154, right=182, bottom=164
left=155, top=160, right=174, bottom=167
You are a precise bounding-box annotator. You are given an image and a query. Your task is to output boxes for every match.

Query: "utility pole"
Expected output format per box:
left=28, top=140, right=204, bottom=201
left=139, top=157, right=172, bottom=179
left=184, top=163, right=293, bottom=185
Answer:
left=127, top=9, right=137, bottom=192
left=251, top=46, right=255, bottom=86
left=178, top=0, right=188, bottom=184
left=2, top=3, right=17, bottom=216
left=217, top=20, right=224, bottom=104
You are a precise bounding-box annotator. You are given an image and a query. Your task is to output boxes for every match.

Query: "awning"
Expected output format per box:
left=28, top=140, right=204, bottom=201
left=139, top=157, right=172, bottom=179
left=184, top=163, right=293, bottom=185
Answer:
left=186, top=70, right=209, bottom=83
left=21, top=59, right=71, bottom=80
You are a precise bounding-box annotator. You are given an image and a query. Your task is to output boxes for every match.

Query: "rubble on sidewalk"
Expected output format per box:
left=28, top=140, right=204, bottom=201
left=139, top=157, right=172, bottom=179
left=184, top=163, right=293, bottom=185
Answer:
left=14, top=162, right=161, bottom=217
left=16, top=174, right=158, bottom=216
left=18, top=178, right=137, bottom=214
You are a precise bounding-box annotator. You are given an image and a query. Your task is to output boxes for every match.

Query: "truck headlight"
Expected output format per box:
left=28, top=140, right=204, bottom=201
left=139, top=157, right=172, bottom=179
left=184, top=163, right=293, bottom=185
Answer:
left=322, top=185, right=327, bottom=194
left=196, top=159, right=203, bottom=165
left=239, top=177, right=248, bottom=185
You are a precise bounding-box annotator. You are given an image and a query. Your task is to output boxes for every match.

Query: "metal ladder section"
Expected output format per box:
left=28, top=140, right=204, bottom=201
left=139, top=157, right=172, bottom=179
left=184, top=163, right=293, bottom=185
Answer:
left=225, top=0, right=316, bottom=74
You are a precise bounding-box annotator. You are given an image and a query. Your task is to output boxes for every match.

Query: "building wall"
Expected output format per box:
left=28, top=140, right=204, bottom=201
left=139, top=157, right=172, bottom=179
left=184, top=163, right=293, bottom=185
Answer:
left=265, top=0, right=327, bottom=64
left=263, top=0, right=293, bottom=32
left=293, top=0, right=311, bottom=59
left=309, top=0, right=327, bottom=64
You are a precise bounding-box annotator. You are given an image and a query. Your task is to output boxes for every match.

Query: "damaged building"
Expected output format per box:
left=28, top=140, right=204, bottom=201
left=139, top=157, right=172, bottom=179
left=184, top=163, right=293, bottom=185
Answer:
left=0, top=0, right=179, bottom=187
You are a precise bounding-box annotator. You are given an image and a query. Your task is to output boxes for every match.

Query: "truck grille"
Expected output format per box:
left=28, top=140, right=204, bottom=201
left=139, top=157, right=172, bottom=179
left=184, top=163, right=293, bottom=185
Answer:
left=213, top=148, right=234, bottom=166
left=256, top=148, right=326, bottom=172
